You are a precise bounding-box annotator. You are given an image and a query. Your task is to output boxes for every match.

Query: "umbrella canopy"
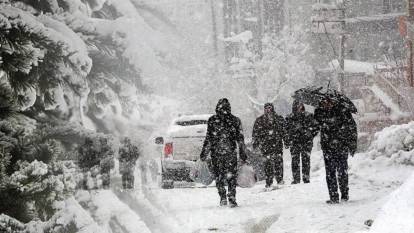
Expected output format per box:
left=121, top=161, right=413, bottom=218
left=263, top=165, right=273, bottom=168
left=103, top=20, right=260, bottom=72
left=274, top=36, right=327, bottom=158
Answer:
left=292, top=86, right=325, bottom=107
left=292, top=86, right=357, bottom=113
left=325, top=89, right=358, bottom=113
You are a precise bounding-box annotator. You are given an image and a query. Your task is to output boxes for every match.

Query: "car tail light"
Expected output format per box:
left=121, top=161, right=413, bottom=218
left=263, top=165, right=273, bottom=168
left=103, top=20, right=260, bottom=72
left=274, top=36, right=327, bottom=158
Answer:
left=164, top=143, right=173, bottom=158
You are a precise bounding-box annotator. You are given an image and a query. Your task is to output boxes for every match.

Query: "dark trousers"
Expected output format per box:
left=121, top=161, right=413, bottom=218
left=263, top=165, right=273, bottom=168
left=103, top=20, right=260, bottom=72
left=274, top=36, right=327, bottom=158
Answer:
left=212, top=155, right=237, bottom=200
left=121, top=172, right=135, bottom=189
left=264, top=153, right=283, bottom=186
left=323, top=150, right=349, bottom=201
left=101, top=172, right=110, bottom=189
left=291, top=147, right=311, bottom=183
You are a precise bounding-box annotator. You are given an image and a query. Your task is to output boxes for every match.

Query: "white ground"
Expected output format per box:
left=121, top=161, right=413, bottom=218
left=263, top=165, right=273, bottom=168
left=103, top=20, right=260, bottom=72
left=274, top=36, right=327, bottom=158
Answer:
left=85, top=148, right=413, bottom=233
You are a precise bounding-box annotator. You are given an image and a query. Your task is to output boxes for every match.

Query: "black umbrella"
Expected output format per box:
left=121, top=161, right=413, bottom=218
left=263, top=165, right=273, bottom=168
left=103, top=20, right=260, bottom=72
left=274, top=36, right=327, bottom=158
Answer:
left=292, top=86, right=357, bottom=113
left=325, top=89, right=358, bottom=113
left=292, top=86, right=325, bottom=107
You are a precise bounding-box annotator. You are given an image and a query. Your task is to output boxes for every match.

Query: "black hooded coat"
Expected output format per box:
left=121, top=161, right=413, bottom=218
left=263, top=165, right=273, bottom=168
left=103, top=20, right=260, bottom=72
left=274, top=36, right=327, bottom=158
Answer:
left=252, top=103, right=287, bottom=155
left=285, top=101, right=319, bottom=151
left=200, top=98, right=247, bottom=162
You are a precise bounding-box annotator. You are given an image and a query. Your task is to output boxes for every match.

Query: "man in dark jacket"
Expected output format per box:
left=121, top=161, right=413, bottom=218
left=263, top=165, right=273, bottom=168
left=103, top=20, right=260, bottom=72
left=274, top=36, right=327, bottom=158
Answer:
left=252, top=103, right=287, bottom=188
left=200, top=98, right=247, bottom=208
left=99, top=137, right=114, bottom=189
left=78, top=137, right=99, bottom=189
left=315, top=97, right=357, bottom=204
left=286, top=101, right=318, bottom=184
left=119, top=137, right=140, bottom=189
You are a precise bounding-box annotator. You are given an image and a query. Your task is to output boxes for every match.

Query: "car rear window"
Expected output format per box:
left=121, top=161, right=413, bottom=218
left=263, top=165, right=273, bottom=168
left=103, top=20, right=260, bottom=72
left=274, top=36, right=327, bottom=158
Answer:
left=175, top=120, right=208, bottom=126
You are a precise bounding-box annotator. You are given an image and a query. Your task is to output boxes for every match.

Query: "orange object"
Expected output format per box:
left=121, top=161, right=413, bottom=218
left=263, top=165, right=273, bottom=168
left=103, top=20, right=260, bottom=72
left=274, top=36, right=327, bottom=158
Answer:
left=399, top=16, right=407, bottom=37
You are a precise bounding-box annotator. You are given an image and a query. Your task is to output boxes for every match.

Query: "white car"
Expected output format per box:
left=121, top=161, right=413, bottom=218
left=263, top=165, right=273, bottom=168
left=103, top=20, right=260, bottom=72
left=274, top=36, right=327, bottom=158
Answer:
left=155, top=114, right=212, bottom=188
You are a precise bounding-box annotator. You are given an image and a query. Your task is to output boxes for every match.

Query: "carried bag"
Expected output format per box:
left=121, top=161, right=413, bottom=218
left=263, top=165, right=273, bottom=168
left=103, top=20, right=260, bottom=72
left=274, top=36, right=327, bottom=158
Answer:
left=237, top=164, right=257, bottom=188
left=189, top=160, right=215, bottom=186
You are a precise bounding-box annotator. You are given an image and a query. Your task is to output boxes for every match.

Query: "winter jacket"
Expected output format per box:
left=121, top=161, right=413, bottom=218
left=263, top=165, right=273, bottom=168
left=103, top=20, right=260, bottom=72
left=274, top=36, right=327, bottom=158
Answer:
left=285, top=110, right=319, bottom=151
left=252, top=104, right=287, bottom=155
left=314, top=106, right=357, bottom=155
left=78, top=138, right=99, bottom=169
left=200, top=98, right=247, bottom=161
left=119, top=143, right=139, bottom=173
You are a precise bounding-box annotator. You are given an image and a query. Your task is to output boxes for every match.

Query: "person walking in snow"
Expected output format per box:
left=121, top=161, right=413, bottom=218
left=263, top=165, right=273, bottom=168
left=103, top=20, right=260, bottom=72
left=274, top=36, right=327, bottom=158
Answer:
left=285, top=100, right=319, bottom=184
left=252, top=103, right=287, bottom=188
left=99, top=137, right=114, bottom=189
left=200, top=98, right=247, bottom=207
left=119, top=137, right=140, bottom=189
left=78, top=137, right=99, bottom=189
left=315, top=96, right=357, bottom=204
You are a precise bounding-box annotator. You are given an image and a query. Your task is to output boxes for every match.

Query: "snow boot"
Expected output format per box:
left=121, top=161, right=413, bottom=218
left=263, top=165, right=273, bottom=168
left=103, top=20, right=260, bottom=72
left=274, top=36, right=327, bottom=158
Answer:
left=228, top=197, right=238, bottom=208
left=220, top=197, right=228, bottom=206
left=326, top=199, right=339, bottom=204
left=291, top=180, right=300, bottom=185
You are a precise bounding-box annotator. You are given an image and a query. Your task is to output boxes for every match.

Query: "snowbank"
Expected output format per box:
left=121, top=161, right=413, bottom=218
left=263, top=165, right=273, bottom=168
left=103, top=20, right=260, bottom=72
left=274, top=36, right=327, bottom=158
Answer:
left=366, top=172, right=414, bottom=233
left=368, top=121, right=414, bottom=165
left=26, top=197, right=103, bottom=233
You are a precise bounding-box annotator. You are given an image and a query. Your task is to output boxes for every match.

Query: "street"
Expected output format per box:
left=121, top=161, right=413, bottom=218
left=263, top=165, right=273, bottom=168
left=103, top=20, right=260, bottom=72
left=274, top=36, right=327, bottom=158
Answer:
left=96, top=150, right=412, bottom=233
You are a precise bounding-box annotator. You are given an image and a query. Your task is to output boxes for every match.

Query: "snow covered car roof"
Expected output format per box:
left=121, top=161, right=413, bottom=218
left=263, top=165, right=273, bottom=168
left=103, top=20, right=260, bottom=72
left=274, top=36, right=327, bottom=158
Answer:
left=172, top=114, right=212, bottom=123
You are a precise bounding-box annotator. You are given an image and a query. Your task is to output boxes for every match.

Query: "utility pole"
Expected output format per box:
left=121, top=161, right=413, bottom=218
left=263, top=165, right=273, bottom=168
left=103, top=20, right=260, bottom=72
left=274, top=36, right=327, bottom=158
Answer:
left=312, top=0, right=347, bottom=91
left=257, top=0, right=264, bottom=59
left=210, top=0, right=219, bottom=73
left=338, top=5, right=346, bottom=92
left=223, top=0, right=231, bottom=63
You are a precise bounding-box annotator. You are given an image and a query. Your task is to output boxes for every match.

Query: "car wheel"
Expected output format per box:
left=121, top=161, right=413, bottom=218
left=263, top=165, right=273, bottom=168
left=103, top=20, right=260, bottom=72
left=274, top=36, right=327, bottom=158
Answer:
left=160, top=169, right=174, bottom=189
left=161, top=179, right=174, bottom=189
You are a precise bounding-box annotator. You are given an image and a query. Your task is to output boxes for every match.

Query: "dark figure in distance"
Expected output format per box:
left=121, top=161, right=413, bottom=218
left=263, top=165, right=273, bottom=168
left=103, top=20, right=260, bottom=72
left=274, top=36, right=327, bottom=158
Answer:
left=78, top=137, right=99, bottom=189
left=252, top=103, right=287, bottom=188
left=286, top=100, right=319, bottom=184
left=200, top=98, right=247, bottom=208
left=119, top=137, right=140, bottom=189
left=315, top=97, right=357, bottom=204
left=99, top=137, right=114, bottom=189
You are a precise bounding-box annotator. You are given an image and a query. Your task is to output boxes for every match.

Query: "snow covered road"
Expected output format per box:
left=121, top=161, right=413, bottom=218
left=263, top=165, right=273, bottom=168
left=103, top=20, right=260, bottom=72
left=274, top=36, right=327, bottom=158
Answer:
left=120, top=151, right=413, bottom=233
left=78, top=151, right=413, bottom=233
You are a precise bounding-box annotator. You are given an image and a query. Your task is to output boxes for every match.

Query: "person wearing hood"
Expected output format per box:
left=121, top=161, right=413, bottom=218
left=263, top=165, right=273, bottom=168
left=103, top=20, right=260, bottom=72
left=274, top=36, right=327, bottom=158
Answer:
left=252, top=103, right=287, bottom=188
left=200, top=98, right=247, bottom=208
left=285, top=100, right=319, bottom=184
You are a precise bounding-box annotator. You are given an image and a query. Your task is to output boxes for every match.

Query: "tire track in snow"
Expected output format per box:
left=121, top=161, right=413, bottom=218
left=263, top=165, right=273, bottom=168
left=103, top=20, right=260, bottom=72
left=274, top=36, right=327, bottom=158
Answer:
left=244, top=214, right=280, bottom=233
left=113, top=189, right=179, bottom=233
left=111, top=175, right=185, bottom=233
left=109, top=216, right=129, bottom=233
